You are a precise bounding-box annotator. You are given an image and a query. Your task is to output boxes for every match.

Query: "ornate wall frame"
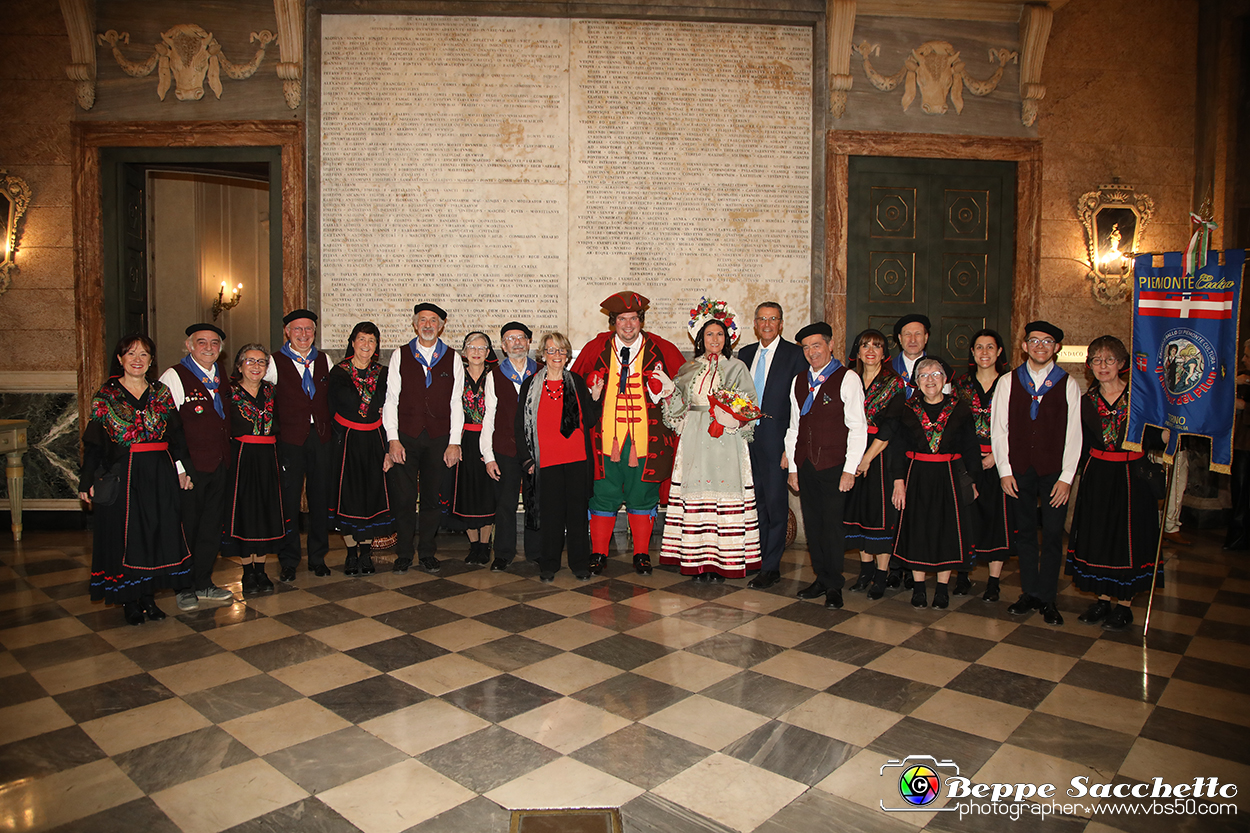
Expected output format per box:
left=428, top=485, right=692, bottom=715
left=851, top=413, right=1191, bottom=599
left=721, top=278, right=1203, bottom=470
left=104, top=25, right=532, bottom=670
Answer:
left=0, top=170, right=33, bottom=295
left=1077, top=183, right=1154, bottom=306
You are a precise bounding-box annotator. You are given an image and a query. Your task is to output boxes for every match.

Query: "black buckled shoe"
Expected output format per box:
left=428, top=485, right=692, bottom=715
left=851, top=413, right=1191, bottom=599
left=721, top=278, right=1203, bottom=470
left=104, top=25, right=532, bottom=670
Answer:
left=849, top=571, right=873, bottom=592
left=932, top=584, right=950, bottom=609
left=358, top=543, right=376, bottom=575
left=1078, top=599, right=1113, bottom=624
left=588, top=554, right=607, bottom=576
left=633, top=554, right=653, bottom=575
left=343, top=547, right=360, bottom=576
left=122, top=601, right=146, bottom=626
left=280, top=566, right=297, bottom=582
left=911, top=586, right=928, bottom=608
left=140, top=596, right=167, bottom=621
left=1101, top=605, right=1133, bottom=631
left=952, top=572, right=972, bottom=596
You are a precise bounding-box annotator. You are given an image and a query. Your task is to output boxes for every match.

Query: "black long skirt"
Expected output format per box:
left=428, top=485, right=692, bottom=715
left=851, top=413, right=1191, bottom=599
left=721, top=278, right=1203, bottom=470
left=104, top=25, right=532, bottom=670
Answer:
left=228, top=441, right=286, bottom=556
left=441, top=429, right=495, bottom=531
left=893, top=459, right=975, bottom=570
left=844, top=453, right=897, bottom=555
left=331, top=425, right=394, bottom=539
left=971, top=454, right=1013, bottom=561
left=1066, top=456, right=1162, bottom=599
left=89, top=446, right=192, bottom=603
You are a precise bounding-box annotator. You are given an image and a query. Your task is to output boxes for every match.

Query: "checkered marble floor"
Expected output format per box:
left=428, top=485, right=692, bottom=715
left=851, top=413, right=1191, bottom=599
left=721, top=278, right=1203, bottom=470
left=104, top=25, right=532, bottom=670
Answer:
left=1, top=527, right=1248, bottom=833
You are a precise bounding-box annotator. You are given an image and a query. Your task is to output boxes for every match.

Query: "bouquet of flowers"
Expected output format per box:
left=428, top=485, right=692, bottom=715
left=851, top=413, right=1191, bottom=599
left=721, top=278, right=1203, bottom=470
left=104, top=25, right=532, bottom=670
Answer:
left=707, top=387, right=765, bottom=437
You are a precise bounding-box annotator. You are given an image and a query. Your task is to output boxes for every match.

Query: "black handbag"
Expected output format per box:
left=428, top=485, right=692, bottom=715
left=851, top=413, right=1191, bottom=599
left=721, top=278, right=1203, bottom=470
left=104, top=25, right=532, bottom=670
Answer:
left=1134, top=456, right=1168, bottom=501
left=92, top=461, right=125, bottom=506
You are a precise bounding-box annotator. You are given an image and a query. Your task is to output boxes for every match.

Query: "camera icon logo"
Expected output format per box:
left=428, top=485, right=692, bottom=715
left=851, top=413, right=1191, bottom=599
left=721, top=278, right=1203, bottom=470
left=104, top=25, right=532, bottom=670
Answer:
left=880, top=755, right=960, bottom=812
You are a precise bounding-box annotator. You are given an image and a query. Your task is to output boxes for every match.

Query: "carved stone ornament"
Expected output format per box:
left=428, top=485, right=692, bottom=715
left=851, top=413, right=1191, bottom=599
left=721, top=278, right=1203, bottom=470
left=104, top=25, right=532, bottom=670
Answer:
left=59, top=0, right=97, bottom=110
left=1077, top=183, right=1156, bottom=306
left=97, top=24, right=275, bottom=102
left=854, top=40, right=1018, bottom=115
left=273, top=0, right=304, bottom=109
left=827, top=0, right=856, bottom=118
left=0, top=171, right=33, bottom=296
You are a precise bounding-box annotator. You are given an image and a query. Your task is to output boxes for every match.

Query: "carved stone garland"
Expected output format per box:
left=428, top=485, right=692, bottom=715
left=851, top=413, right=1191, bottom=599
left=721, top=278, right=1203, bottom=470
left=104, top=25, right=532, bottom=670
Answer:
left=97, top=24, right=274, bottom=102
left=854, top=40, right=1018, bottom=116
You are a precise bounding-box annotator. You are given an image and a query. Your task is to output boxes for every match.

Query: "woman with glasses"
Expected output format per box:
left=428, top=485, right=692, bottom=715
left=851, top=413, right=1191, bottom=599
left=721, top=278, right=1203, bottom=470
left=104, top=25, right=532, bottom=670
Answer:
left=227, top=344, right=286, bottom=596
left=78, top=334, right=194, bottom=625
left=843, top=328, right=907, bottom=599
left=889, top=357, right=981, bottom=608
left=659, top=300, right=761, bottom=581
left=952, top=329, right=1013, bottom=601
left=516, top=333, right=603, bottom=581
left=1065, top=336, right=1164, bottom=631
left=329, top=322, right=393, bottom=576
left=444, top=332, right=499, bottom=565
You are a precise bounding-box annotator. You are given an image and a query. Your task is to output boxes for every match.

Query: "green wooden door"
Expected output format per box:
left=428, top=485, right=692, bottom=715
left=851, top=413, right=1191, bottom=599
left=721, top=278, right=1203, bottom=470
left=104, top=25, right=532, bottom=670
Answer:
left=846, top=157, right=1015, bottom=366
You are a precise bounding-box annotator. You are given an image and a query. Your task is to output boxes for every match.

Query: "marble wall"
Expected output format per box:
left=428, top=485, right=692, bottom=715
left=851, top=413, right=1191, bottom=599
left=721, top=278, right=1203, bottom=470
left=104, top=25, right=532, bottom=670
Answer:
left=0, top=394, right=80, bottom=502
left=1035, top=0, right=1199, bottom=348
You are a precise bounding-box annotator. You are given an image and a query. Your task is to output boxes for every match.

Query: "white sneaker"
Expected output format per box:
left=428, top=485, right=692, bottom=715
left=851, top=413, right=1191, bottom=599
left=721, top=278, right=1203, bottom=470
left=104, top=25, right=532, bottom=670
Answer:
left=176, top=589, right=199, bottom=611
left=196, top=585, right=235, bottom=604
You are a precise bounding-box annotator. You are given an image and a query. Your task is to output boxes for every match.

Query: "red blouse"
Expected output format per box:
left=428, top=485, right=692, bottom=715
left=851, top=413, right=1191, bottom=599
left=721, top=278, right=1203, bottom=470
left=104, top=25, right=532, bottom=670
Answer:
left=537, top=379, right=586, bottom=466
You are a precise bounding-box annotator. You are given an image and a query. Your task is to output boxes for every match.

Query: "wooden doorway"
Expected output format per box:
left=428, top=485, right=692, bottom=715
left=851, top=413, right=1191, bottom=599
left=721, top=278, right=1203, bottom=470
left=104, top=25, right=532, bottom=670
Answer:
left=825, top=131, right=1042, bottom=362
left=846, top=156, right=1016, bottom=366
left=72, top=121, right=304, bottom=423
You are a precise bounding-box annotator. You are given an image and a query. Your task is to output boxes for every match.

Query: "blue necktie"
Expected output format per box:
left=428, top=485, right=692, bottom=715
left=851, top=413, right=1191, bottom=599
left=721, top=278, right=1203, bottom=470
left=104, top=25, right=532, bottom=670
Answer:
left=753, top=347, right=768, bottom=399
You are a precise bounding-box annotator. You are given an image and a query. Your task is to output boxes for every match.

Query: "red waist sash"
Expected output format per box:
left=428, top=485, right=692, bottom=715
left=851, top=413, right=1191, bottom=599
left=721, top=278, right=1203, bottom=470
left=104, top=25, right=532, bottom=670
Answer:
left=334, top=413, right=383, bottom=431
left=1090, top=448, right=1143, bottom=462
left=130, top=442, right=169, bottom=452
left=906, top=452, right=961, bottom=462
left=237, top=435, right=277, bottom=444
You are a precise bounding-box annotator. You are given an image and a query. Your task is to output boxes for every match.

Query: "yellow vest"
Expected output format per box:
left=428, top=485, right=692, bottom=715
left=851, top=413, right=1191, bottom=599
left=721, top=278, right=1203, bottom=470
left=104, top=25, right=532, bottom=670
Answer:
left=602, top=349, right=648, bottom=462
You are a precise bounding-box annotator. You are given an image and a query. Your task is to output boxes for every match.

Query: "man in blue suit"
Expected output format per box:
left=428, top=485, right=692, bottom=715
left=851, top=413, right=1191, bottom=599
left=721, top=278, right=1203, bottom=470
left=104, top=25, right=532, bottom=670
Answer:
left=739, top=302, right=807, bottom=589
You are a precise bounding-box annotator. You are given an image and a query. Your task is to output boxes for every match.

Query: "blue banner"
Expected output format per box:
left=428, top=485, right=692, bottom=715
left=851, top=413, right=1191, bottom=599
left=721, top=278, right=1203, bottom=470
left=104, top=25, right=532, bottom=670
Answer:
left=1127, top=249, right=1245, bottom=473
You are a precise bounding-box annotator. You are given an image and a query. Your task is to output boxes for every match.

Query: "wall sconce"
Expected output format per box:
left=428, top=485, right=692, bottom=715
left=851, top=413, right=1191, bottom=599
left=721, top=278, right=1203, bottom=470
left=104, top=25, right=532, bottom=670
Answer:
left=1077, top=181, right=1155, bottom=306
left=0, top=171, right=32, bottom=295
left=212, top=280, right=243, bottom=320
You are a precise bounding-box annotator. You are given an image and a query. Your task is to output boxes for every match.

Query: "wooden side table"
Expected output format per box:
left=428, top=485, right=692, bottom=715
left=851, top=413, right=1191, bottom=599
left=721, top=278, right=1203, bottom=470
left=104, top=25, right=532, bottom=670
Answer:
left=0, top=419, right=29, bottom=542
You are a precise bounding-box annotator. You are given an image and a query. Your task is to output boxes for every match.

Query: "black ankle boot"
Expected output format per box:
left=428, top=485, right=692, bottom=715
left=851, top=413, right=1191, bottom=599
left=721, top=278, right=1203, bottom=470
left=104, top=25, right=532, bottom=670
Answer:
left=982, top=576, right=1000, bottom=602
left=850, top=561, right=874, bottom=591
left=933, top=581, right=950, bottom=609
left=358, top=542, right=375, bottom=575
left=139, top=595, right=166, bottom=621
left=911, top=578, right=928, bottom=608
left=254, top=562, right=274, bottom=594
left=953, top=572, right=971, bottom=595
left=241, top=562, right=261, bottom=596
left=122, top=601, right=145, bottom=626
left=867, top=568, right=887, bottom=600
left=344, top=545, right=360, bottom=576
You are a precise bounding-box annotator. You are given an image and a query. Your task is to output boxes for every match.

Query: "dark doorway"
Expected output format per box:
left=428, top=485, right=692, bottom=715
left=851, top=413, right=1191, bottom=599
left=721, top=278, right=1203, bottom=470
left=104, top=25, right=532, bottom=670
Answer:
left=846, top=156, right=1016, bottom=365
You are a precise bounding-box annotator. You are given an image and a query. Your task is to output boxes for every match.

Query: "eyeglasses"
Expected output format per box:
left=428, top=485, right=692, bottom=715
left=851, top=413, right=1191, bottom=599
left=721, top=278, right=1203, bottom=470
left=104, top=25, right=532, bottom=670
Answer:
left=544, top=348, right=568, bottom=356
left=916, top=371, right=945, bottom=380
left=503, top=335, right=528, bottom=344
left=1089, top=356, right=1120, bottom=366
left=464, top=346, right=489, bottom=353
left=755, top=316, right=781, bottom=323
left=242, top=358, right=268, bottom=366
left=1026, top=338, right=1056, bottom=347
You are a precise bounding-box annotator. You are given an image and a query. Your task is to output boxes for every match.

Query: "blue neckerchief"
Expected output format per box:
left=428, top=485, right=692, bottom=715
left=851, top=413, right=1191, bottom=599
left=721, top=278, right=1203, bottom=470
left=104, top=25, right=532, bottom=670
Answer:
left=279, top=343, right=318, bottom=399
left=181, top=355, right=224, bottom=418
left=893, top=352, right=921, bottom=398
left=801, top=359, right=843, bottom=416
left=410, top=338, right=447, bottom=388
left=500, top=357, right=537, bottom=387
left=1017, top=362, right=1067, bottom=420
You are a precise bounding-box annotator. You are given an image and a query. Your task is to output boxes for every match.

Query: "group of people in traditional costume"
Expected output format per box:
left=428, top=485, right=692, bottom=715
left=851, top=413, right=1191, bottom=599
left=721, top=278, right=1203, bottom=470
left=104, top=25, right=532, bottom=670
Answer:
left=79, top=292, right=1165, bottom=632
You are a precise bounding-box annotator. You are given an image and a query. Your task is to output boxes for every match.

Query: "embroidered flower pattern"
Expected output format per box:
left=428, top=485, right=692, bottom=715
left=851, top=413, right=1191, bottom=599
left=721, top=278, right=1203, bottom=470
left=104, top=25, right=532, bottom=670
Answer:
left=91, top=380, right=173, bottom=447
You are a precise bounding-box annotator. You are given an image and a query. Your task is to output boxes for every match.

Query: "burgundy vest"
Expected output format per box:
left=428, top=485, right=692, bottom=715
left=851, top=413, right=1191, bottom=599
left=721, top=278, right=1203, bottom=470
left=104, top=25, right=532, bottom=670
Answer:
left=274, top=351, right=331, bottom=445
left=490, top=364, right=524, bottom=458
left=793, top=366, right=851, bottom=472
left=172, top=362, right=231, bottom=473
left=1007, top=368, right=1068, bottom=477
left=398, top=344, right=455, bottom=438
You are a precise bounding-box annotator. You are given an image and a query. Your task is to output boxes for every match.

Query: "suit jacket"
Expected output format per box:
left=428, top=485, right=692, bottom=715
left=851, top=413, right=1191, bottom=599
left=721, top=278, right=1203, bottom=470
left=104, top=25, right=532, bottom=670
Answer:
left=738, top=337, right=805, bottom=456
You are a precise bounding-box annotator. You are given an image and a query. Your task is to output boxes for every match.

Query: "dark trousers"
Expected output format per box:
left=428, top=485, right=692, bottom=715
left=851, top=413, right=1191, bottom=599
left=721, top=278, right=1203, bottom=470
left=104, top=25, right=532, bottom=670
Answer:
left=1010, top=467, right=1065, bottom=603
left=492, top=452, right=537, bottom=564
left=797, top=461, right=848, bottom=591
left=278, top=431, right=330, bottom=570
left=1226, top=450, right=1250, bottom=548
left=180, top=463, right=227, bottom=590
left=386, top=430, right=447, bottom=561
left=538, top=460, right=591, bottom=575
left=749, top=439, right=789, bottom=572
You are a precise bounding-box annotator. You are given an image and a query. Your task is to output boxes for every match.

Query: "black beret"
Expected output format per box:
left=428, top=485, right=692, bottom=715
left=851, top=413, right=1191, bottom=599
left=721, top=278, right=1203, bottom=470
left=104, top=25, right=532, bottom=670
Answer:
left=893, top=314, right=932, bottom=340
left=794, top=322, right=833, bottom=343
left=414, top=303, right=447, bottom=320
left=500, top=321, right=532, bottom=340
left=283, top=309, right=318, bottom=325
left=185, top=323, right=225, bottom=340
left=1023, top=320, right=1064, bottom=342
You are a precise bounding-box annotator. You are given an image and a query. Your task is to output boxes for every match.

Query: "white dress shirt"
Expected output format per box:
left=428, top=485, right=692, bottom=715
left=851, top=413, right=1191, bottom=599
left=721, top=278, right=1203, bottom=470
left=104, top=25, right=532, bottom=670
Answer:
left=481, top=357, right=531, bottom=465
left=381, top=338, right=465, bottom=445
left=158, top=359, right=217, bottom=408
left=990, top=362, right=1083, bottom=483
left=783, top=364, right=869, bottom=475
left=748, top=339, right=779, bottom=399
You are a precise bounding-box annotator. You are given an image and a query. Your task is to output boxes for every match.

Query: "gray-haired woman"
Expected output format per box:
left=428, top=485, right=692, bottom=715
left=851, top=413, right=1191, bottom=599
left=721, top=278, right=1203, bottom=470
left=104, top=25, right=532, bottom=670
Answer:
left=515, top=332, right=603, bottom=581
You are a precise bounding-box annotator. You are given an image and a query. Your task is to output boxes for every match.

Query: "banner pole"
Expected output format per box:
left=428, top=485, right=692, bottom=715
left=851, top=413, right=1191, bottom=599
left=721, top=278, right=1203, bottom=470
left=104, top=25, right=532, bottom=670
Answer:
left=1143, top=458, right=1176, bottom=641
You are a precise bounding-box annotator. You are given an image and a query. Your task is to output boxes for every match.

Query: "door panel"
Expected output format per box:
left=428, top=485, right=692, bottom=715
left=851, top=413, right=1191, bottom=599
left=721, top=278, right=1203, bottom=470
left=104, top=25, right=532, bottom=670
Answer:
left=122, top=164, right=148, bottom=338
left=847, top=157, right=1015, bottom=366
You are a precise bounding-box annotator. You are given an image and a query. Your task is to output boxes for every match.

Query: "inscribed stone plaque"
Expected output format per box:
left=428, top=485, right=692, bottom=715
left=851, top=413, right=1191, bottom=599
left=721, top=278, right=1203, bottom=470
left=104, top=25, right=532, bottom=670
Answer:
left=320, top=15, right=812, bottom=351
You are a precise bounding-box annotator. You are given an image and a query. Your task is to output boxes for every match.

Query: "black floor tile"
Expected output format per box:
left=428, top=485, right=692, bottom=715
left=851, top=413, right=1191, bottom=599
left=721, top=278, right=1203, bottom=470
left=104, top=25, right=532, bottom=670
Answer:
left=472, top=603, right=564, bottom=633
left=572, top=672, right=692, bottom=721
left=272, top=603, right=364, bottom=633
left=682, top=632, right=789, bottom=669
left=1170, top=656, right=1250, bottom=693
left=723, top=720, right=857, bottom=785
left=572, top=633, right=674, bottom=671
left=395, top=578, right=475, bottom=602
left=417, top=724, right=561, bottom=792
left=47, top=797, right=183, bottom=833
left=405, top=795, right=514, bottom=833
left=1001, top=623, right=1096, bottom=658
left=946, top=664, right=1056, bottom=710
left=121, top=632, right=225, bottom=671
left=1139, top=707, right=1250, bottom=763
left=900, top=628, right=997, bottom=662
left=304, top=580, right=387, bottom=603
left=573, top=604, right=664, bottom=632
left=311, top=674, right=428, bottom=723
left=183, top=674, right=304, bottom=723
left=54, top=673, right=176, bottom=723
left=442, top=673, right=562, bottom=722
left=1060, top=659, right=1169, bottom=704
left=620, top=793, right=740, bottom=833
left=1006, top=711, right=1136, bottom=770
left=795, top=631, right=894, bottom=666
left=825, top=668, right=939, bottom=715
left=233, top=634, right=341, bottom=672
left=0, top=671, right=47, bottom=707
left=0, top=601, right=74, bottom=631
left=458, top=634, right=563, bottom=672
left=574, top=578, right=653, bottom=603
left=572, top=723, right=711, bottom=789
left=263, top=726, right=408, bottom=793
left=0, top=725, right=107, bottom=782
left=699, top=670, right=816, bottom=718
left=769, top=600, right=855, bottom=628
left=868, top=716, right=1001, bottom=774
left=345, top=634, right=449, bottom=672
left=113, top=725, right=255, bottom=793
left=222, top=797, right=360, bottom=833
left=373, top=603, right=462, bottom=634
